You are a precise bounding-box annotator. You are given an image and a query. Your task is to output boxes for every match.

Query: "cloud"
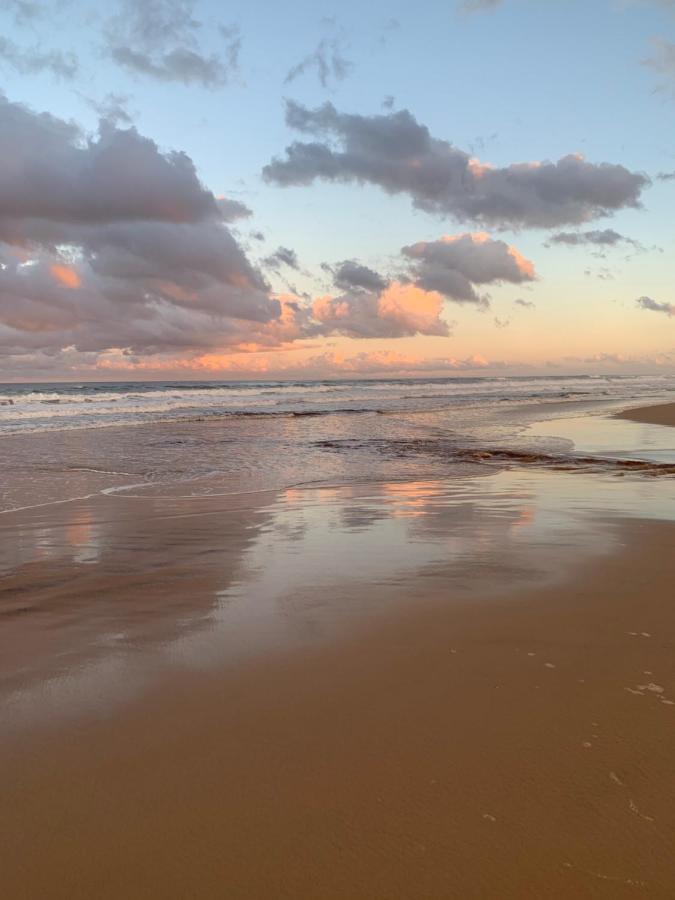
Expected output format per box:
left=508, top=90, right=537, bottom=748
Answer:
left=657, top=170, right=675, bottom=181
left=263, top=102, right=649, bottom=229
left=104, top=0, right=239, bottom=88
left=83, top=92, right=134, bottom=126
left=0, top=93, right=286, bottom=361
left=0, top=97, right=218, bottom=230
left=0, top=95, right=545, bottom=374
left=636, top=295, right=675, bottom=316
left=312, top=283, right=450, bottom=338
left=218, top=24, right=242, bottom=73
left=52, top=347, right=497, bottom=380
left=562, top=352, right=629, bottom=365
left=458, top=0, right=503, bottom=13
left=401, top=232, right=536, bottom=307
left=295, top=349, right=493, bottom=375
left=584, top=266, right=614, bottom=280
left=0, top=36, right=78, bottom=79
left=2, top=0, right=43, bottom=24
left=216, top=197, right=252, bottom=221
left=312, top=232, right=535, bottom=337
left=644, top=38, right=675, bottom=84
left=514, top=298, right=535, bottom=309
left=3, top=95, right=511, bottom=371
left=263, top=246, right=300, bottom=271
left=284, top=24, right=352, bottom=89
left=548, top=228, right=638, bottom=247
left=50, top=263, right=82, bottom=289
left=330, top=260, right=389, bottom=293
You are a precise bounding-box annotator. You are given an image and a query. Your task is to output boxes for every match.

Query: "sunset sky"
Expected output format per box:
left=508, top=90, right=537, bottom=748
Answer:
left=1, top=0, right=674, bottom=380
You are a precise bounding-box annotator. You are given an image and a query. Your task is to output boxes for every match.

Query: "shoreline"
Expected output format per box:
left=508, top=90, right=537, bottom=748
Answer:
left=3, top=397, right=675, bottom=897
left=3, top=515, right=675, bottom=897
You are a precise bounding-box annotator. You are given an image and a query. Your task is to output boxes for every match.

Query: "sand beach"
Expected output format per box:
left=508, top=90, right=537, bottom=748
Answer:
left=2, top=394, right=675, bottom=898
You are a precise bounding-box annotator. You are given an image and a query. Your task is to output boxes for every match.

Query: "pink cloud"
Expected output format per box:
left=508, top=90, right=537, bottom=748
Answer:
left=313, top=282, right=449, bottom=338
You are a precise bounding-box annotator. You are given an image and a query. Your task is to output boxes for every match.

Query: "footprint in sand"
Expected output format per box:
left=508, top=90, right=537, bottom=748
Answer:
left=625, top=682, right=673, bottom=706
left=608, top=772, right=656, bottom=823
left=628, top=799, right=655, bottom=823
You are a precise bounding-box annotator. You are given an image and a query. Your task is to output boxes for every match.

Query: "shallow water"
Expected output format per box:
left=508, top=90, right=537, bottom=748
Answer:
left=3, top=376, right=675, bottom=733
left=2, top=376, right=675, bottom=514
left=527, top=412, right=675, bottom=465
left=3, top=465, right=675, bottom=734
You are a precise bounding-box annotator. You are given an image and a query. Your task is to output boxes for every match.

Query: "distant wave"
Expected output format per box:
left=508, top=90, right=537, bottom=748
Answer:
left=1, top=373, right=674, bottom=436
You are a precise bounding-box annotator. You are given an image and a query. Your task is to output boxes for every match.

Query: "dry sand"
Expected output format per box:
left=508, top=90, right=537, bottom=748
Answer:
left=2, top=514, right=675, bottom=898
left=615, top=401, right=675, bottom=427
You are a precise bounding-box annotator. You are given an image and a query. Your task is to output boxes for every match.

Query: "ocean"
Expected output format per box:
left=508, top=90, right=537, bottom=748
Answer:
left=2, top=374, right=675, bottom=514
left=2, top=374, right=674, bottom=434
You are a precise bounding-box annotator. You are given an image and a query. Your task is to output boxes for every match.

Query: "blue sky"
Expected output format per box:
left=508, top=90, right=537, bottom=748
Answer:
left=1, top=0, right=674, bottom=378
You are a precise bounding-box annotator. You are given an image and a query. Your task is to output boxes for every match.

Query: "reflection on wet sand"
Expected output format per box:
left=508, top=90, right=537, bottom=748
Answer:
left=527, top=410, right=675, bottom=464
left=0, top=492, right=276, bottom=721
left=2, top=467, right=675, bottom=734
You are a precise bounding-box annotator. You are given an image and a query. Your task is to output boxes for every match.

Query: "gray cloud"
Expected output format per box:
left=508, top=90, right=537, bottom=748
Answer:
left=514, top=298, right=535, bottom=309
left=0, top=95, right=217, bottom=230
left=2, top=0, right=43, bottom=23
left=263, top=246, right=300, bottom=271
left=0, top=36, right=78, bottom=79
left=547, top=228, right=642, bottom=251
left=657, top=170, right=675, bottom=181
left=312, top=232, right=535, bottom=338
left=285, top=36, right=352, bottom=89
left=83, top=92, right=134, bottom=126
left=636, top=295, right=675, bottom=316
left=263, top=102, right=649, bottom=229
left=105, top=0, right=239, bottom=88
left=218, top=24, right=242, bottom=73
left=584, top=266, right=614, bottom=280
left=331, top=260, right=389, bottom=293
left=216, top=197, right=252, bottom=221
left=401, top=233, right=536, bottom=307
left=2, top=95, right=487, bottom=366
left=0, top=93, right=285, bottom=360
left=109, top=46, right=226, bottom=87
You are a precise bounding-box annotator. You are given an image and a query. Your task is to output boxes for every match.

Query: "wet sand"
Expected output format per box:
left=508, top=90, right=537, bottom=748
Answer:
left=2, top=479, right=675, bottom=897
left=615, top=401, right=675, bottom=427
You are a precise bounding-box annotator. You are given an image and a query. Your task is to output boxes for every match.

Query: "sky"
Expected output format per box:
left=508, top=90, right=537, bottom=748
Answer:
left=0, top=0, right=674, bottom=381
